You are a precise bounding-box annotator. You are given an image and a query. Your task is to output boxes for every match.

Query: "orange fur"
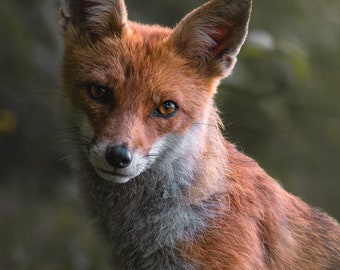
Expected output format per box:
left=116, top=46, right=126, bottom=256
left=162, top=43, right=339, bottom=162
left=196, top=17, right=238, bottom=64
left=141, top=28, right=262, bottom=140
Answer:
left=180, top=142, right=340, bottom=269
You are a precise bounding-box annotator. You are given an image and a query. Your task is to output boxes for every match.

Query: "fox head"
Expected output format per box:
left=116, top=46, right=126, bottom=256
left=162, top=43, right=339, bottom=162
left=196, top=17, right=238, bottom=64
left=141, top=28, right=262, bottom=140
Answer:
left=60, top=0, right=251, bottom=183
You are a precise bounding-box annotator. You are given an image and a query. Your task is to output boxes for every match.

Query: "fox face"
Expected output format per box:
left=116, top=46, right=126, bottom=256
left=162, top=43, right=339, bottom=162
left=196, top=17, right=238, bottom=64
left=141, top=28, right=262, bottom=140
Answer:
left=62, top=32, right=215, bottom=183
left=61, top=0, right=251, bottom=184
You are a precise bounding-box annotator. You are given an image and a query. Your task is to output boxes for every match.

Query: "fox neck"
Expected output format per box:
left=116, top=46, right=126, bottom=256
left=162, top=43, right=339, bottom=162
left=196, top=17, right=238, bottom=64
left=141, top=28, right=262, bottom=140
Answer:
left=77, top=106, right=228, bottom=268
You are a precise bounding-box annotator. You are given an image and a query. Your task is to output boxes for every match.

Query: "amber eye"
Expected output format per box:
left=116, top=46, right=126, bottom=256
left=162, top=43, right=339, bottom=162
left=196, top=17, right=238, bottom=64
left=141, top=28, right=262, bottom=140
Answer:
left=87, top=84, right=110, bottom=103
left=153, top=100, right=178, bottom=118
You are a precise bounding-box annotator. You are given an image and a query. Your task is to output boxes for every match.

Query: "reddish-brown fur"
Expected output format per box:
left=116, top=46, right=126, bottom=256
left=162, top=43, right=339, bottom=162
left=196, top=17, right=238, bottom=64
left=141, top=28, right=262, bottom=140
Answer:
left=61, top=0, right=340, bottom=269
left=180, top=141, right=340, bottom=269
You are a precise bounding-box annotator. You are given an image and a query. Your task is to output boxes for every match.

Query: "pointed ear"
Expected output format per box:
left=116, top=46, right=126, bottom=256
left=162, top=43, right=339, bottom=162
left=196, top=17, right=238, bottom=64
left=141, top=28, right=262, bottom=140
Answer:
left=60, top=0, right=128, bottom=41
left=170, top=0, right=251, bottom=78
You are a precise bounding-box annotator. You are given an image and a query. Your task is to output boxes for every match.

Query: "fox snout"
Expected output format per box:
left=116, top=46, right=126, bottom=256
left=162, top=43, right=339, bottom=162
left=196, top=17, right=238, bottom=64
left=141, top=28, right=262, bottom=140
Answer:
left=89, top=141, right=149, bottom=184
left=87, top=123, right=204, bottom=184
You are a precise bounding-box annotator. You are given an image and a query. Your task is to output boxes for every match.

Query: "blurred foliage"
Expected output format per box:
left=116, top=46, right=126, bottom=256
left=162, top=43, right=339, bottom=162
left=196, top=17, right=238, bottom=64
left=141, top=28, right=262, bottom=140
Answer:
left=0, top=0, right=339, bottom=269
left=0, top=108, right=17, bottom=135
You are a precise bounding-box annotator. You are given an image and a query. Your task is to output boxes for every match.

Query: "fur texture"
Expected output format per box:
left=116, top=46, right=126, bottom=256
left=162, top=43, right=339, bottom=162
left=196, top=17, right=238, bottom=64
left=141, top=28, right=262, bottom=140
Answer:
left=60, top=0, right=340, bottom=269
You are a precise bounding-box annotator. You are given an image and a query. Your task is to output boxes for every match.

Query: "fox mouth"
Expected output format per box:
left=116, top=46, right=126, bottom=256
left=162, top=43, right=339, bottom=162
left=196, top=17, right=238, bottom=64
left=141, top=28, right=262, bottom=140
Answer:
left=94, top=167, right=136, bottom=183
left=97, top=168, right=132, bottom=178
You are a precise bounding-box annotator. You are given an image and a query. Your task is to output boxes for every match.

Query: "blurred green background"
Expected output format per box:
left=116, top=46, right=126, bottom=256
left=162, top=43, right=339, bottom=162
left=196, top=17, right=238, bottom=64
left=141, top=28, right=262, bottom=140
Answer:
left=0, top=0, right=339, bottom=269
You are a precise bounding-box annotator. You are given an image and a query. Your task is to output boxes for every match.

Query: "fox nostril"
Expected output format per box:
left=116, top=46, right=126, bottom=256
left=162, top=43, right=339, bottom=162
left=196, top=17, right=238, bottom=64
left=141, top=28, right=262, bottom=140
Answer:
left=105, top=145, right=132, bottom=169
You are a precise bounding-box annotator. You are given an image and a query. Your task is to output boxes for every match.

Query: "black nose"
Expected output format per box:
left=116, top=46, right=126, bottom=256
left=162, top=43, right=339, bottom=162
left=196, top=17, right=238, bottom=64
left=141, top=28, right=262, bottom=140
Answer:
left=105, top=145, right=132, bottom=169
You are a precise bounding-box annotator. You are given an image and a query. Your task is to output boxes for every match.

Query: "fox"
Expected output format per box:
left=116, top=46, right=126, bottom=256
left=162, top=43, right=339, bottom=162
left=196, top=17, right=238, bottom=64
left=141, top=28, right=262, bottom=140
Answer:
left=59, top=0, right=340, bottom=269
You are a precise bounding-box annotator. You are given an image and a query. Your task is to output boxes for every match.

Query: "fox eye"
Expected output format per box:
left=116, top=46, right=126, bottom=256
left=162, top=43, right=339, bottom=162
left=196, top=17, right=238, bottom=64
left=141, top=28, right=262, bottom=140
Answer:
left=87, top=84, right=110, bottom=103
left=153, top=100, right=178, bottom=118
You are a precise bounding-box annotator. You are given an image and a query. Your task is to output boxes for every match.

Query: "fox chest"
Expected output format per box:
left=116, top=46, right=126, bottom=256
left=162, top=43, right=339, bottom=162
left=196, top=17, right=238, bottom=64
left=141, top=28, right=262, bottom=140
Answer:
left=83, top=174, right=208, bottom=269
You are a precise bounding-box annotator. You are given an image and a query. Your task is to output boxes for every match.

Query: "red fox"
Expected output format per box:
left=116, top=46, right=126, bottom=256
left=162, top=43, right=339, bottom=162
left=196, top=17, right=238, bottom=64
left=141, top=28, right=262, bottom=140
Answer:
left=60, top=0, right=340, bottom=269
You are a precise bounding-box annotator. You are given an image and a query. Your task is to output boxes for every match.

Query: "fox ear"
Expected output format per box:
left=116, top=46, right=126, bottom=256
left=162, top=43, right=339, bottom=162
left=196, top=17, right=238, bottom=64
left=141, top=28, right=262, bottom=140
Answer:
left=60, top=0, right=128, bottom=40
left=170, top=0, right=251, bottom=78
